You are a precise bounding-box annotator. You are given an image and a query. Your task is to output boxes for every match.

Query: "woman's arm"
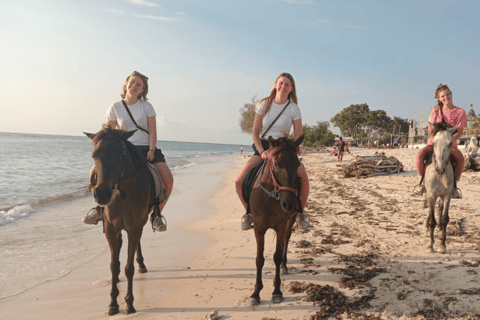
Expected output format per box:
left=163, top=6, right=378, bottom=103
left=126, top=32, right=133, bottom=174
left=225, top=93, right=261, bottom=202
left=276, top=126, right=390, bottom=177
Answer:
left=147, top=116, right=157, bottom=161
left=293, top=119, right=303, bottom=139
left=252, top=113, right=265, bottom=153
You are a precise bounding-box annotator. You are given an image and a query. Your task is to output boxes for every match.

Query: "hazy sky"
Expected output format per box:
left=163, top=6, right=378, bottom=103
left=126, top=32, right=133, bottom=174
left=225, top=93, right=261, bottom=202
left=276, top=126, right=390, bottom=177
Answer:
left=1, top=0, right=479, bottom=144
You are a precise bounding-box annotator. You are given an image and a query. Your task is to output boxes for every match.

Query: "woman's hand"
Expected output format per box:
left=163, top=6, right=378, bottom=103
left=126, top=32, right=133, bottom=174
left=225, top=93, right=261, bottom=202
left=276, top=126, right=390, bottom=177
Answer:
left=147, top=150, right=155, bottom=161
left=261, top=150, right=270, bottom=160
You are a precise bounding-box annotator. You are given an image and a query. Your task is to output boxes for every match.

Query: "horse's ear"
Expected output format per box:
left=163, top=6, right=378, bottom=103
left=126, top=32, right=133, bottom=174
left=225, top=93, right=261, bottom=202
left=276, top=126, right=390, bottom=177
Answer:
left=294, top=133, right=305, bottom=147
left=447, top=125, right=459, bottom=135
left=119, top=130, right=137, bottom=141
left=84, top=132, right=96, bottom=140
left=268, top=136, right=277, bottom=148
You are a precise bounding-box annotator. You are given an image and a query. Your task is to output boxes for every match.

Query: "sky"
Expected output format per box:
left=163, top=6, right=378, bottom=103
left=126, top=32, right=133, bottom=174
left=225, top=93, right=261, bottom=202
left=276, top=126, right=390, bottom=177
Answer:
left=1, top=0, right=480, bottom=144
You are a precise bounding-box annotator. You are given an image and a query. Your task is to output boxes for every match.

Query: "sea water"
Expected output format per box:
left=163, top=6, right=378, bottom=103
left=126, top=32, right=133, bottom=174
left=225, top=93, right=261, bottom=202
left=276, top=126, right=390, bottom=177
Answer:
left=0, top=132, right=251, bottom=300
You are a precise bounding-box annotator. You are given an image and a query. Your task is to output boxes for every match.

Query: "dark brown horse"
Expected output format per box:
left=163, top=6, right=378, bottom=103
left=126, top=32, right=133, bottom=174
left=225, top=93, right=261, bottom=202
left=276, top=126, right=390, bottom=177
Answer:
left=84, top=126, right=166, bottom=315
left=249, top=134, right=305, bottom=306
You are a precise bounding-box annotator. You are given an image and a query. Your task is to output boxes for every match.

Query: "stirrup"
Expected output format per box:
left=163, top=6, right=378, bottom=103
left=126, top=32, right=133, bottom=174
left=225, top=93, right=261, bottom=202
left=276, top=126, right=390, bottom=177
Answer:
left=296, top=212, right=309, bottom=230
left=452, top=187, right=462, bottom=199
left=153, top=215, right=167, bottom=232
left=412, top=184, right=425, bottom=196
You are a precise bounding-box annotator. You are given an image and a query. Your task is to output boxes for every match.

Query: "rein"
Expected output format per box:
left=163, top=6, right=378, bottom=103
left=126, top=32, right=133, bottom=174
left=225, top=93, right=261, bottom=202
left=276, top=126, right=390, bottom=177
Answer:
left=258, top=151, right=298, bottom=200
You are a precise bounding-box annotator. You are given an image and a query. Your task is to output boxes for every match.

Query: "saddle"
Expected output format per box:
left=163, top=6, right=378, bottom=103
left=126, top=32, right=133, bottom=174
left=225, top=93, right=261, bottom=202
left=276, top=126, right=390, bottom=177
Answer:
left=242, top=160, right=266, bottom=208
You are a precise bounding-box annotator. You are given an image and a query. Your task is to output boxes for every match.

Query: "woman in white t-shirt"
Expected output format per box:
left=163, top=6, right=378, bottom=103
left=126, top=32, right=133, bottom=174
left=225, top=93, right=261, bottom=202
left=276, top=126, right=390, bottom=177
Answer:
left=235, top=73, right=310, bottom=230
left=82, top=71, right=174, bottom=232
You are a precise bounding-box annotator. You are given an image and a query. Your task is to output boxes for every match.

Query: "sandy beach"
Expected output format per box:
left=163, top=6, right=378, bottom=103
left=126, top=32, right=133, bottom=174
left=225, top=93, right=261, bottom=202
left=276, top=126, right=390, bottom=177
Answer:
left=2, top=147, right=480, bottom=320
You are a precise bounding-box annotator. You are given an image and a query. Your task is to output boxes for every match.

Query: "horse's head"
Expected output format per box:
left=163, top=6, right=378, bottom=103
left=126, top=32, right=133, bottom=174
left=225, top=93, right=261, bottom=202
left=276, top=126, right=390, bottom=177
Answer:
left=429, top=122, right=458, bottom=174
left=267, top=133, right=305, bottom=213
left=84, top=126, right=137, bottom=206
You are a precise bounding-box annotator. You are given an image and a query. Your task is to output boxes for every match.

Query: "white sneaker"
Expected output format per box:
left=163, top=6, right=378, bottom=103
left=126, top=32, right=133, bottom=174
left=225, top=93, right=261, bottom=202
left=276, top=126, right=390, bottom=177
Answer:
left=412, top=184, right=425, bottom=196
left=82, top=207, right=101, bottom=225
left=296, top=212, right=309, bottom=230
left=241, top=213, right=253, bottom=230
left=452, top=187, right=462, bottom=199
left=153, top=215, right=167, bottom=232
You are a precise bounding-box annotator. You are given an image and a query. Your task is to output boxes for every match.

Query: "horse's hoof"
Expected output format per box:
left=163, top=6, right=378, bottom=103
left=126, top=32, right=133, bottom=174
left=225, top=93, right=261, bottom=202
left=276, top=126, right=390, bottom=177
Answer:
left=138, top=267, right=148, bottom=273
left=108, top=306, right=119, bottom=316
left=281, top=267, right=288, bottom=275
left=250, top=297, right=260, bottom=306
left=425, top=247, right=435, bottom=253
left=125, top=305, right=136, bottom=315
left=439, top=245, right=446, bottom=254
left=272, top=294, right=283, bottom=304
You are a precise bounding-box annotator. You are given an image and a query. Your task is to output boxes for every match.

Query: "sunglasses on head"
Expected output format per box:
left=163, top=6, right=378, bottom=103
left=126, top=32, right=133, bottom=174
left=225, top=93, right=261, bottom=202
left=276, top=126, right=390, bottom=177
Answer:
left=132, top=71, right=148, bottom=81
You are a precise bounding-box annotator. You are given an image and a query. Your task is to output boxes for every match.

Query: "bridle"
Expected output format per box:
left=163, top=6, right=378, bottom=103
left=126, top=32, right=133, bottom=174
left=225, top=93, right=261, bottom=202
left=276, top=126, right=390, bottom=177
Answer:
left=258, top=150, right=298, bottom=200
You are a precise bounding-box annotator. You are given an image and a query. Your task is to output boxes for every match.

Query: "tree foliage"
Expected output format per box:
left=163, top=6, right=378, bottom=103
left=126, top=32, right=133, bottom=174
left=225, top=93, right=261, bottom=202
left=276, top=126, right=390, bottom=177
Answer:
left=303, top=121, right=336, bottom=147
left=239, top=96, right=258, bottom=134
left=330, top=103, right=370, bottom=139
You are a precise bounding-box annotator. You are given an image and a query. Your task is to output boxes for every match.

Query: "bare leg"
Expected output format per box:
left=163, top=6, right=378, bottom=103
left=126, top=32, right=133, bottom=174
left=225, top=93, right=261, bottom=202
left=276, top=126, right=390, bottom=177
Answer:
left=154, top=162, right=174, bottom=212
left=297, top=164, right=309, bottom=211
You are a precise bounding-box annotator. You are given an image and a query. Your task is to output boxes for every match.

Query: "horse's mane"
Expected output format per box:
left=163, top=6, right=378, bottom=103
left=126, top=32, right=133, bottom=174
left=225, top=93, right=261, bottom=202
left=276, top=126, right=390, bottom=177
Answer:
left=92, top=125, right=147, bottom=171
left=270, top=137, right=300, bottom=157
left=430, top=122, right=451, bottom=136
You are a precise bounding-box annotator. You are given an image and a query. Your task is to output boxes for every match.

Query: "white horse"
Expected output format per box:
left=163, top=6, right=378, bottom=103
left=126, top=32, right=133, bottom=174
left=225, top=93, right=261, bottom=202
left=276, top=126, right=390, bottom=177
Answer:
left=424, top=123, right=459, bottom=254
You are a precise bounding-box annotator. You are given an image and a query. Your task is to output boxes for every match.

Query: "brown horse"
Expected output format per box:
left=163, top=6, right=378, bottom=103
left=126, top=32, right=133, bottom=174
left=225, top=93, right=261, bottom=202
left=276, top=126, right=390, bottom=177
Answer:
left=249, top=134, right=305, bottom=306
left=84, top=126, right=166, bottom=315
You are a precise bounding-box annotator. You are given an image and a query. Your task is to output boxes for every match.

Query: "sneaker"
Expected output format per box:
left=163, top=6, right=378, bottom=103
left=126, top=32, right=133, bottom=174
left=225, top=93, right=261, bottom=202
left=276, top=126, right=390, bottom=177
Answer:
left=82, top=207, right=101, bottom=225
left=452, top=187, right=462, bottom=199
left=153, top=215, right=167, bottom=232
left=241, top=213, right=253, bottom=230
left=412, top=184, right=425, bottom=196
left=296, top=212, right=309, bottom=230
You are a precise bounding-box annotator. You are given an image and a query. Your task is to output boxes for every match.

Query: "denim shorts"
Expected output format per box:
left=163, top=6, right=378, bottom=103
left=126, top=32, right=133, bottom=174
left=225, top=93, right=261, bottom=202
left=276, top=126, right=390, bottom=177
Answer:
left=135, top=146, right=166, bottom=164
left=252, top=140, right=271, bottom=156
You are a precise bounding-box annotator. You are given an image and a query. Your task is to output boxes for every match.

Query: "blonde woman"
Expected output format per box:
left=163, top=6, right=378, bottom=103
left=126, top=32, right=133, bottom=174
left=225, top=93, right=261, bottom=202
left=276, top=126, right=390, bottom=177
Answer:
left=83, top=71, right=174, bottom=232
left=235, top=72, right=310, bottom=230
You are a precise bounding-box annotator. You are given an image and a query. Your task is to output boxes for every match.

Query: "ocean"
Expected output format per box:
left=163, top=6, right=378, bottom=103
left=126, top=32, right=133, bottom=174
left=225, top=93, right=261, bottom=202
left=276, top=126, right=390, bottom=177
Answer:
left=0, top=132, right=250, bottom=224
left=0, top=132, right=250, bottom=301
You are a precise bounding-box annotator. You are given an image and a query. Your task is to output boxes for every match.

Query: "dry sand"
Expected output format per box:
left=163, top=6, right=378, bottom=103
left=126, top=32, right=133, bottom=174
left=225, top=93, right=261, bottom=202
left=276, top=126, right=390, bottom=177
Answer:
left=2, top=147, right=480, bottom=320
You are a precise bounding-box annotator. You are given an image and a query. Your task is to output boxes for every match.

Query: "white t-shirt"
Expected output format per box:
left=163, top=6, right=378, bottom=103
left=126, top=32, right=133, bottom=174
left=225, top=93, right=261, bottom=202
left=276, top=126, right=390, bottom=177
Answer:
left=256, top=100, right=302, bottom=139
left=105, top=100, right=156, bottom=146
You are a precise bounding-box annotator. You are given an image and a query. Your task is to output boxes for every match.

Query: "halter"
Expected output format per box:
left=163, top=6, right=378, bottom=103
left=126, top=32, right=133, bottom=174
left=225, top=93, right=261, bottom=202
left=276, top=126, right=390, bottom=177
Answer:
left=258, top=151, right=298, bottom=200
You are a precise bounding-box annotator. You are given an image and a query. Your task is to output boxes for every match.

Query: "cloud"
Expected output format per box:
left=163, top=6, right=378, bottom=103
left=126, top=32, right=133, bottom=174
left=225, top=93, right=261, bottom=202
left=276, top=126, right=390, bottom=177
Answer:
left=285, top=0, right=315, bottom=4
left=135, top=15, right=178, bottom=22
left=108, top=8, right=125, bottom=15
left=128, top=0, right=159, bottom=7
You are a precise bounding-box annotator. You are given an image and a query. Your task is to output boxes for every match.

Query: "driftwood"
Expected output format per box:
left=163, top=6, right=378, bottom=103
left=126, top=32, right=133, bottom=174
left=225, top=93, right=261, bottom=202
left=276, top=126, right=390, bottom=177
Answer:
left=337, top=152, right=404, bottom=179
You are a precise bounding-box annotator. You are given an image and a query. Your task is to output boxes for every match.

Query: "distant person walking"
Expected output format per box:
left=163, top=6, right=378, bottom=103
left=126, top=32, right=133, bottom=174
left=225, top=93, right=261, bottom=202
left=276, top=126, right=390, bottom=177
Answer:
left=337, top=137, right=346, bottom=162
left=240, top=145, right=244, bottom=154
left=413, top=83, right=467, bottom=199
left=234, top=72, right=310, bottom=231
left=82, top=71, right=174, bottom=231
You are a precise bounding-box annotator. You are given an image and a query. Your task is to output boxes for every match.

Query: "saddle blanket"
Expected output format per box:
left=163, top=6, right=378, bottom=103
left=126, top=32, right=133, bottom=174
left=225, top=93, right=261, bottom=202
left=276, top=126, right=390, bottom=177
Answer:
left=147, top=163, right=167, bottom=202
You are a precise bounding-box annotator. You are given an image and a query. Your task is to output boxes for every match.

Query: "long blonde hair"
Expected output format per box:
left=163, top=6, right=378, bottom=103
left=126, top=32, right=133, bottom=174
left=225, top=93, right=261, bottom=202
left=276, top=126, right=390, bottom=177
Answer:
left=121, top=71, right=149, bottom=101
left=256, top=73, right=298, bottom=115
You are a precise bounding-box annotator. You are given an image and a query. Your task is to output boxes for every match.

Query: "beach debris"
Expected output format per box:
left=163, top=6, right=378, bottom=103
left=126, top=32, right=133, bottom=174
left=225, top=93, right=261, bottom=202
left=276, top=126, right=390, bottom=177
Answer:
left=338, top=152, right=404, bottom=178
left=201, top=310, right=219, bottom=320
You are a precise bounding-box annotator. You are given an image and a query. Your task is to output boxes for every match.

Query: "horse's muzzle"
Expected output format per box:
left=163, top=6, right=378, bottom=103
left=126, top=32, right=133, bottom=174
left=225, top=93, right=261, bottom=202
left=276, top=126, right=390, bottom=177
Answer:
left=281, top=193, right=298, bottom=213
left=94, top=185, right=113, bottom=206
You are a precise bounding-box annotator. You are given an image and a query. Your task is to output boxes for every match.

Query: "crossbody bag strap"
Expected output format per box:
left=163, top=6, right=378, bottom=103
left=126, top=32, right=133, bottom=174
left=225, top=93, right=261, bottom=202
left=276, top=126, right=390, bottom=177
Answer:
left=121, top=100, right=150, bottom=134
left=260, top=100, right=291, bottom=139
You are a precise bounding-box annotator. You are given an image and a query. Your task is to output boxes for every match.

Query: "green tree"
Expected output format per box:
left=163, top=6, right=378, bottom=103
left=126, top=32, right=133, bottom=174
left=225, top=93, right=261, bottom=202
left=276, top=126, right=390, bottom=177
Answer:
left=302, top=121, right=336, bottom=147
left=239, top=96, right=258, bottom=134
left=330, top=103, right=370, bottom=139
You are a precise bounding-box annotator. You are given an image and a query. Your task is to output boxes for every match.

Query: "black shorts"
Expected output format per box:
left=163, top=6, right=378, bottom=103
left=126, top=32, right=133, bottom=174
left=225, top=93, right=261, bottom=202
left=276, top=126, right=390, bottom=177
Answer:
left=252, top=140, right=271, bottom=156
left=135, top=146, right=166, bottom=164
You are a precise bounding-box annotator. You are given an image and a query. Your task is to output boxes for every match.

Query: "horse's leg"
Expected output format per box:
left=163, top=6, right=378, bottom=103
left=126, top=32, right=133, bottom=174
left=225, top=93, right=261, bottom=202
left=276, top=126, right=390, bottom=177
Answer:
left=124, top=228, right=143, bottom=314
left=105, top=223, right=121, bottom=316
left=425, top=197, right=437, bottom=253
left=115, top=233, right=122, bottom=283
left=272, top=227, right=286, bottom=304
left=136, top=241, right=147, bottom=273
left=280, top=216, right=296, bottom=275
left=439, top=197, right=450, bottom=254
left=250, top=228, right=265, bottom=307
